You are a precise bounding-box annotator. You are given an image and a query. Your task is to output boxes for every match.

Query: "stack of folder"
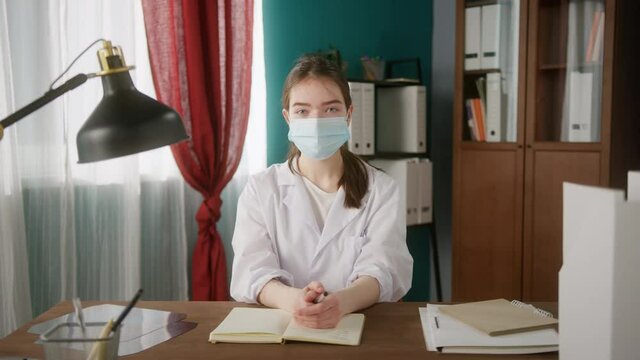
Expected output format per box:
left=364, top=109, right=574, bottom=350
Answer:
left=420, top=299, right=559, bottom=354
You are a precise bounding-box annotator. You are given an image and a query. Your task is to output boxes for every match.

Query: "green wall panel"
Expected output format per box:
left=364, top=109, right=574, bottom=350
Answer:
left=263, top=0, right=433, bottom=301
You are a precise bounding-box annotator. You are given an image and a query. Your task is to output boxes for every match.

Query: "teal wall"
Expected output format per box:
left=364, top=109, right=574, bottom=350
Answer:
left=263, top=0, right=433, bottom=301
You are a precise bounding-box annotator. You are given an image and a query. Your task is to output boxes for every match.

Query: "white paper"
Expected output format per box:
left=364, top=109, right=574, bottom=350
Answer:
left=419, top=305, right=558, bottom=354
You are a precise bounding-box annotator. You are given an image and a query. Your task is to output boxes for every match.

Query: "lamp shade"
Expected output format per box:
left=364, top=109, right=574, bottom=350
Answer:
left=76, top=70, right=187, bottom=163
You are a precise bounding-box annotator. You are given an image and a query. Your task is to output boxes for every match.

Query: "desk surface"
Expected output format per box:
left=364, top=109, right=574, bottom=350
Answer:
left=0, top=301, right=558, bottom=360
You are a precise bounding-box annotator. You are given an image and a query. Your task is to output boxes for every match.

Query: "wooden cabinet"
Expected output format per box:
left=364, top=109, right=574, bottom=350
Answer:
left=452, top=0, right=640, bottom=301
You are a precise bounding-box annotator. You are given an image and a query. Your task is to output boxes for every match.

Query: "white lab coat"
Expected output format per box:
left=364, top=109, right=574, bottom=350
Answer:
left=230, top=162, right=413, bottom=303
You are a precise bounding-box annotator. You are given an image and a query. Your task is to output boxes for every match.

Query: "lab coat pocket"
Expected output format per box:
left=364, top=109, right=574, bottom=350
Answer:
left=336, top=235, right=366, bottom=272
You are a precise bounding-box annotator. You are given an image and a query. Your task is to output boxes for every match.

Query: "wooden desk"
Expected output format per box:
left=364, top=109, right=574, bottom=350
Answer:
left=0, top=301, right=559, bottom=359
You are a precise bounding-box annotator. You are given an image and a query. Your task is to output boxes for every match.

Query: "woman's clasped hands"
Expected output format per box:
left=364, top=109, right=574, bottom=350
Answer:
left=293, top=281, right=342, bottom=329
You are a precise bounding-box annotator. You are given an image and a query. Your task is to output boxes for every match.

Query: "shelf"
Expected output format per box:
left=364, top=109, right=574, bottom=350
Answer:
left=464, top=69, right=501, bottom=76
left=465, top=0, right=498, bottom=8
left=459, top=141, right=521, bottom=151
left=361, top=152, right=429, bottom=160
left=526, top=142, right=603, bottom=152
left=538, top=63, right=566, bottom=70
left=538, top=62, right=603, bottom=71
left=348, top=78, right=422, bottom=87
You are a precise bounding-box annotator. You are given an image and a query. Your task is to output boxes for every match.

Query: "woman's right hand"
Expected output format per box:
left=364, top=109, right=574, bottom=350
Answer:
left=294, top=281, right=325, bottom=312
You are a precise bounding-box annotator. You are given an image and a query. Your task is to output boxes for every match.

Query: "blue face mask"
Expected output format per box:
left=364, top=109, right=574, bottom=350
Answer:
left=287, top=116, right=350, bottom=160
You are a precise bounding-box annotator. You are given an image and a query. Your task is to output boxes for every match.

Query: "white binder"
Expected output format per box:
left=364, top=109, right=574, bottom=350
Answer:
left=481, top=4, right=502, bottom=69
left=348, top=82, right=363, bottom=154
left=361, top=83, right=375, bottom=155
left=628, top=171, right=640, bottom=202
left=465, top=7, right=481, bottom=70
left=417, top=159, right=433, bottom=224
left=485, top=72, right=503, bottom=142
left=369, top=159, right=420, bottom=226
left=376, top=86, right=427, bottom=153
left=407, top=160, right=419, bottom=226
left=567, top=72, right=593, bottom=142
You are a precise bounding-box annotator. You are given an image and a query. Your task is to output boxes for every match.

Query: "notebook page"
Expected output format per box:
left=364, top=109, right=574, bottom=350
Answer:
left=282, top=313, right=365, bottom=346
left=210, top=308, right=291, bottom=337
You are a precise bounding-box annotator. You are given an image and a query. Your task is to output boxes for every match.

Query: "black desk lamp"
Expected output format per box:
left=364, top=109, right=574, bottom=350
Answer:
left=0, top=39, right=187, bottom=163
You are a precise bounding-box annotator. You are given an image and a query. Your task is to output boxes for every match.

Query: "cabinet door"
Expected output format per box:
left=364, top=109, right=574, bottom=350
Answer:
left=527, top=0, right=610, bottom=144
left=453, top=0, right=528, bottom=300
left=523, top=0, right=613, bottom=301
left=452, top=149, right=524, bottom=301
left=523, top=150, right=601, bottom=301
left=457, top=0, right=525, bottom=144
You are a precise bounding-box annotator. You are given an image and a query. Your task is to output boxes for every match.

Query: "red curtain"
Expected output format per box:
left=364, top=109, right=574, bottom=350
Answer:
left=141, top=0, right=254, bottom=300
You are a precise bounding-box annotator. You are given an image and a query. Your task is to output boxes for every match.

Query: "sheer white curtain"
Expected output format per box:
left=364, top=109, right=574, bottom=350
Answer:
left=3, top=0, right=189, bottom=325
left=218, top=0, right=267, bottom=280
left=0, top=1, right=32, bottom=338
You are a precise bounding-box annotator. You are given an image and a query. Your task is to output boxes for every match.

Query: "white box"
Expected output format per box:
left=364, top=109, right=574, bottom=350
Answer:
left=369, top=159, right=420, bottom=226
left=376, top=86, right=427, bottom=153
left=561, top=180, right=640, bottom=359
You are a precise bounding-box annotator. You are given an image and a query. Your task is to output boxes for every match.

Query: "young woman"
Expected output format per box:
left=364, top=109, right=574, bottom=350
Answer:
left=230, top=54, right=413, bottom=329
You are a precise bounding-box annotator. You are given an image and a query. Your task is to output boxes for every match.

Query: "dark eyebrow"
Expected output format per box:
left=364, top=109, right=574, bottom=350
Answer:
left=321, top=99, right=343, bottom=106
left=291, top=102, right=311, bottom=107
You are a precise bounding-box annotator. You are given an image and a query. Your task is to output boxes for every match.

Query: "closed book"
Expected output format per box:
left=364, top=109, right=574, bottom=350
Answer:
left=439, top=299, right=558, bottom=336
left=471, top=98, right=486, bottom=142
left=421, top=304, right=558, bottom=354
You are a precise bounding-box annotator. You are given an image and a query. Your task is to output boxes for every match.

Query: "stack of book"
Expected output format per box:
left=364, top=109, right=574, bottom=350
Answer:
left=420, top=299, right=559, bottom=354
left=465, top=72, right=506, bottom=142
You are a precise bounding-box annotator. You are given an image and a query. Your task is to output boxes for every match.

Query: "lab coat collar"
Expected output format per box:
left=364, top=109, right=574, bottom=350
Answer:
left=277, top=161, right=371, bottom=260
left=279, top=163, right=321, bottom=234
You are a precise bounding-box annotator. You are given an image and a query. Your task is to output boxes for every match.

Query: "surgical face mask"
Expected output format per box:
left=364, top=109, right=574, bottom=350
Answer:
left=287, top=116, right=350, bottom=160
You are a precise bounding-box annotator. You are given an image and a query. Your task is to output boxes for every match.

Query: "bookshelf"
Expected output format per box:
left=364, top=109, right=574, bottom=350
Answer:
left=348, top=73, right=442, bottom=301
left=452, top=0, right=640, bottom=302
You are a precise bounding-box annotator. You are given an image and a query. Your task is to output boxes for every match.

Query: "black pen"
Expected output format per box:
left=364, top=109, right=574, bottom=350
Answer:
left=434, top=316, right=440, bottom=329
left=111, top=288, right=143, bottom=332
left=313, top=291, right=329, bottom=304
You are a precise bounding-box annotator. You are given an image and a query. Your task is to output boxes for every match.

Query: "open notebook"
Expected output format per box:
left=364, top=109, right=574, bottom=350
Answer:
left=209, top=308, right=365, bottom=346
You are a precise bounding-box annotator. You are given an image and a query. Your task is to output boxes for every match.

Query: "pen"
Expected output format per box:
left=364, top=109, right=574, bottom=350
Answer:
left=434, top=316, right=439, bottom=329
left=313, top=291, right=329, bottom=304
left=72, top=297, right=86, bottom=332
left=111, top=288, right=143, bottom=333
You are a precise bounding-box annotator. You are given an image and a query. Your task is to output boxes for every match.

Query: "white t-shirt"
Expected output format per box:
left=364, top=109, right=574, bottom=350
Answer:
left=301, top=176, right=337, bottom=230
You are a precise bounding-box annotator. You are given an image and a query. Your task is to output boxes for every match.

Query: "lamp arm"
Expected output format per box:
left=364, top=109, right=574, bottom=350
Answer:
left=0, top=73, right=89, bottom=140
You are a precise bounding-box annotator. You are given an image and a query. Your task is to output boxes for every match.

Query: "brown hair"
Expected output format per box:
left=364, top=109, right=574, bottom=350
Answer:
left=282, top=54, right=369, bottom=209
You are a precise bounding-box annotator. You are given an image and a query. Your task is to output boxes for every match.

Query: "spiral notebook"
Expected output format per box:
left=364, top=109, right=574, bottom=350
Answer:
left=438, top=299, right=558, bottom=336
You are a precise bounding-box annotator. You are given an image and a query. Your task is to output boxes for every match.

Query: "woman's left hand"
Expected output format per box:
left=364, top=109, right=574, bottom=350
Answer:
left=293, top=293, right=343, bottom=329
